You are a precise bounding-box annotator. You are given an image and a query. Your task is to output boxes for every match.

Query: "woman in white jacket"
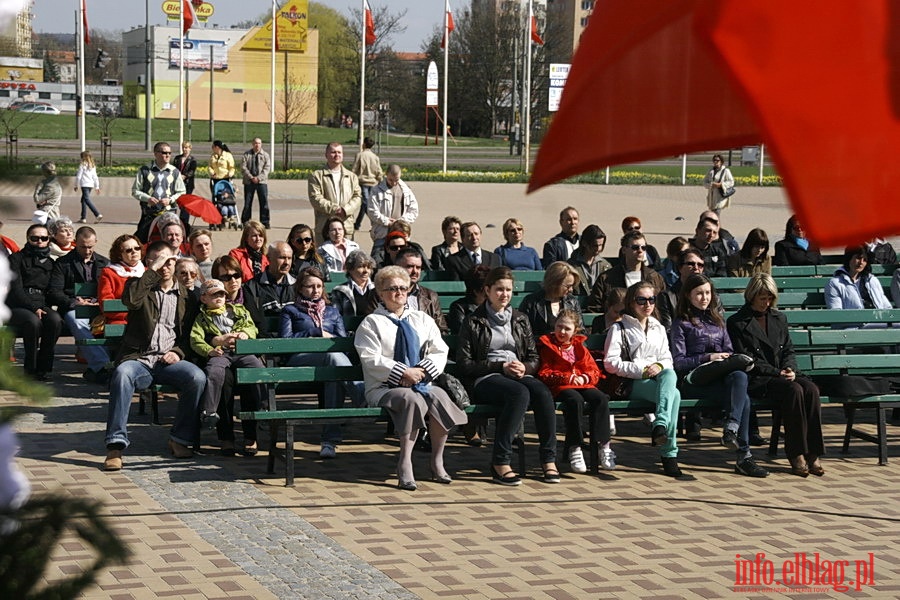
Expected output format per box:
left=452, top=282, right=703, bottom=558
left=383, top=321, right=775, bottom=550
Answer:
left=604, top=281, right=688, bottom=479
left=74, top=150, right=102, bottom=224
left=824, top=246, right=892, bottom=311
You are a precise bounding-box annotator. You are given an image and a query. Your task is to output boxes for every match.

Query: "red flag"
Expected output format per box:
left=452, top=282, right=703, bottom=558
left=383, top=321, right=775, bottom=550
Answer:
left=441, top=5, right=455, bottom=49
left=530, top=15, right=543, bottom=46
left=182, top=0, right=195, bottom=35
left=530, top=0, right=900, bottom=246
left=81, top=0, right=91, bottom=46
left=364, top=0, right=376, bottom=46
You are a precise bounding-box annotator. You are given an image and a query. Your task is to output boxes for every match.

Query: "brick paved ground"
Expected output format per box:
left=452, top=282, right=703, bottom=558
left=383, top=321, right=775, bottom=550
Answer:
left=3, top=179, right=900, bottom=598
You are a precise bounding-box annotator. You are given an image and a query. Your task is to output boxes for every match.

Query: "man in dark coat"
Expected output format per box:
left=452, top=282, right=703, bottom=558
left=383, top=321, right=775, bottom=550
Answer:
left=542, top=206, right=581, bottom=268
left=445, top=222, right=501, bottom=280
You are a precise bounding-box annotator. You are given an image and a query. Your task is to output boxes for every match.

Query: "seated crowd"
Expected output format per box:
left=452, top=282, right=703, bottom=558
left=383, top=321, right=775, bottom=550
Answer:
left=3, top=200, right=899, bottom=490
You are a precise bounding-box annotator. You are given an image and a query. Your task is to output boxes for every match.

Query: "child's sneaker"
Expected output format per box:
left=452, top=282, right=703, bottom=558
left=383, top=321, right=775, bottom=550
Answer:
left=600, top=448, right=617, bottom=470
left=568, top=447, right=587, bottom=473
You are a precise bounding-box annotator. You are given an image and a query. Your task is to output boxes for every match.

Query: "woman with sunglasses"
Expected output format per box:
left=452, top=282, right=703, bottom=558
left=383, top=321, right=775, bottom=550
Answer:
left=773, top=216, right=823, bottom=266
left=207, top=255, right=261, bottom=455
left=98, top=234, right=145, bottom=327
left=5, top=223, right=63, bottom=380
left=604, top=282, right=688, bottom=478
left=458, top=266, right=559, bottom=486
left=288, top=223, right=330, bottom=280
left=355, top=266, right=466, bottom=489
left=494, top=218, right=542, bottom=271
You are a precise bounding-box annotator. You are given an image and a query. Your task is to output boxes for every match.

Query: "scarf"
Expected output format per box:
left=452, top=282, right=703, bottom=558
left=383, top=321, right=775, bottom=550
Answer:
left=486, top=302, right=512, bottom=326
left=247, top=247, right=264, bottom=277
left=108, top=261, right=146, bottom=278
left=793, top=236, right=810, bottom=251
left=22, top=244, right=51, bottom=260
left=297, top=296, right=326, bottom=328
left=389, top=315, right=431, bottom=395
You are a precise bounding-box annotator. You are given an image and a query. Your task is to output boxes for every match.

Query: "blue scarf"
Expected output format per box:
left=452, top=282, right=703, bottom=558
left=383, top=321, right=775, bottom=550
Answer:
left=794, top=236, right=810, bottom=250
left=390, top=315, right=431, bottom=395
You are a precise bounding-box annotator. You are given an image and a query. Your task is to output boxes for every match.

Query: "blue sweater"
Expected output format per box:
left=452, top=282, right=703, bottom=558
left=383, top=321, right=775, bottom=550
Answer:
left=494, top=244, right=542, bottom=270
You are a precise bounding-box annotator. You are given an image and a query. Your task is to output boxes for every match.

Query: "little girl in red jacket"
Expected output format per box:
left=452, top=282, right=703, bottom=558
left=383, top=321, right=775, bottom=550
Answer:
left=538, top=309, right=615, bottom=474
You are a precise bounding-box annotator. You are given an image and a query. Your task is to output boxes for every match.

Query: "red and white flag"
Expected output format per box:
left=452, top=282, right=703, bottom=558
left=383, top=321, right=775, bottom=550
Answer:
left=181, top=0, right=196, bottom=35
left=530, top=15, right=543, bottom=46
left=81, top=0, right=90, bottom=45
left=441, top=1, right=455, bottom=49
left=364, top=0, right=376, bottom=46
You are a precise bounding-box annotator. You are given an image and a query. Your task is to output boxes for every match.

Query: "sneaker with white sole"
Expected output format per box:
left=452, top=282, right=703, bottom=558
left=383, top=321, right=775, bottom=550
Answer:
left=320, top=442, right=336, bottom=459
left=568, top=447, right=587, bottom=473
left=600, top=448, right=617, bottom=470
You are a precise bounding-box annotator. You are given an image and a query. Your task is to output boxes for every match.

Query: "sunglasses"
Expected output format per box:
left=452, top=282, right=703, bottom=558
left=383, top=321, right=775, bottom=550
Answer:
left=157, top=151, right=172, bottom=155
left=683, top=261, right=704, bottom=268
left=635, top=296, right=657, bottom=306
left=29, top=235, right=50, bottom=242
left=208, top=291, right=226, bottom=298
left=177, top=271, right=198, bottom=278
left=388, top=245, right=406, bottom=251
left=122, top=246, right=142, bottom=252
left=295, top=237, right=313, bottom=244
left=507, top=226, right=523, bottom=232
left=217, top=273, right=241, bottom=282
left=629, top=244, right=648, bottom=251
left=382, top=285, right=409, bottom=293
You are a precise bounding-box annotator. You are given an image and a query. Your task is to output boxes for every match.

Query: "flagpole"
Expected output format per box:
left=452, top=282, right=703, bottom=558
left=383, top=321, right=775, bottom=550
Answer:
left=77, top=2, right=86, bottom=152
left=270, top=0, right=276, bottom=169
left=179, top=2, right=184, bottom=149
left=359, top=0, right=366, bottom=148
left=441, top=0, right=449, bottom=173
left=523, top=0, right=533, bottom=175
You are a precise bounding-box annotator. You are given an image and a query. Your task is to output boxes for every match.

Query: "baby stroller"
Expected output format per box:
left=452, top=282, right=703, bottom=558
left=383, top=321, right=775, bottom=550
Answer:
left=212, top=180, right=240, bottom=230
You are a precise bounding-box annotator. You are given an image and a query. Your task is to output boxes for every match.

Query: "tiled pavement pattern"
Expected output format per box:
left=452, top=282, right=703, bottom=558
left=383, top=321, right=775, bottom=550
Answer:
left=4, top=341, right=900, bottom=599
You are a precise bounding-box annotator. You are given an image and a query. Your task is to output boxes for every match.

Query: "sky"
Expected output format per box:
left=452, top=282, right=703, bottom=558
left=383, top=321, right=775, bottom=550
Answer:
left=30, top=0, right=436, bottom=53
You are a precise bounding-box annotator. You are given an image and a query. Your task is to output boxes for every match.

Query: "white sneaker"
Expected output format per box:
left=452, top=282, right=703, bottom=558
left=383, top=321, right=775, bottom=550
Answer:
left=568, top=447, right=587, bottom=473
left=642, top=413, right=656, bottom=428
left=319, top=443, right=336, bottom=459
left=600, top=448, right=617, bottom=471
left=609, top=415, right=617, bottom=436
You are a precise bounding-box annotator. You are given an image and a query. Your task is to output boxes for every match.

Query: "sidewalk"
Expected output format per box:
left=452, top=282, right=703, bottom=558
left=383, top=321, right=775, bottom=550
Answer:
left=4, top=339, right=900, bottom=599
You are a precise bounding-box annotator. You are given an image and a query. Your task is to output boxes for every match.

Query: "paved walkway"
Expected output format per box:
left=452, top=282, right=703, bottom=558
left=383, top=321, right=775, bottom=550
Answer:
left=4, top=339, right=900, bottom=599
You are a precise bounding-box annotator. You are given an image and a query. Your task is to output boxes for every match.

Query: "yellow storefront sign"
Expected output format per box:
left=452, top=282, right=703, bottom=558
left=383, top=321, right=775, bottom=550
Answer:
left=243, top=0, right=308, bottom=53
left=162, top=1, right=215, bottom=22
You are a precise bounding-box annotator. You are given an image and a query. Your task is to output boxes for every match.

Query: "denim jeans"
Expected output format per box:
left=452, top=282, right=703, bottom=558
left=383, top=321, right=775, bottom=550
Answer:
left=242, top=182, right=269, bottom=226
left=629, top=369, right=681, bottom=458
left=680, top=370, right=751, bottom=456
left=286, top=351, right=364, bottom=444
left=355, top=185, right=373, bottom=230
left=79, top=187, right=101, bottom=219
left=63, top=310, right=110, bottom=372
left=106, top=358, right=206, bottom=448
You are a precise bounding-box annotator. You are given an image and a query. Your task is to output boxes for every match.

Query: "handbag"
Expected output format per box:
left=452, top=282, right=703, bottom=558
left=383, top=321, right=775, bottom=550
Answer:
left=685, top=353, right=753, bottom=386
left=596, top=323, right=634, bottom=400
left=721, top=185, right=737, bottom=199
left=89, top=314, right=106, bottom=337
left=436, top=372, right=470, bottom=409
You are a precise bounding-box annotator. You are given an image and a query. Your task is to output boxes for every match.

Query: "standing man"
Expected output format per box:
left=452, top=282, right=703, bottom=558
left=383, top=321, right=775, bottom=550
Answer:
left=445, top=222, right=501, bottom=281
left=352, top=136, right=383, bottom=231
left=103, top=241, right=206, bottom=471
left=542, top=206, right=581, bottom=267
left=308, top=142, right=362, bottom=241
left=132, top=141, right=186, bottom=243
left=240, top=137, right=272, bottom=229
left=367, top=164, right=419, bottom=259
left=47, top=226, right=110, bottom=383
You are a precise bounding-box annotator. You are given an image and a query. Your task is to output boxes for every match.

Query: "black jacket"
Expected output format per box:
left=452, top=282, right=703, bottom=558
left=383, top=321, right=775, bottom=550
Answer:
left=47, top=249, right=110, bottom=314
left=456, top=303, right=539, bottom=387
left=726, top=304, right=800, bottom=396
left=445, top=248, right=501, bottom=281
left=773, top=238, right=823, bottom=266
left=6, top=247, right=55, bottom=311
left=243, top=271, right=297, bottom=336
left=542, top=231, right=580, bottom=268
left=517, top=289, right=582, bottom=339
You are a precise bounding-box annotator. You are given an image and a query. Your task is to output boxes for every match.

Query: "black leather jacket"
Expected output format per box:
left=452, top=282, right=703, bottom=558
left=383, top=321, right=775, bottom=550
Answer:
left=457, top=303, right=539, bottom=386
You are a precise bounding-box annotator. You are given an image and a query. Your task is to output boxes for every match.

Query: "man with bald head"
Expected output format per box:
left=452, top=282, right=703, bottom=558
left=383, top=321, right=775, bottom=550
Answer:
left=243, top=241, right=296, bottom=336
left=308, top=142, right=362, bottom=240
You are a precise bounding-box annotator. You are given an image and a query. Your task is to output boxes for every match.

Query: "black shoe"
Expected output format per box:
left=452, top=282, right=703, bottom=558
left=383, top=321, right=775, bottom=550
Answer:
left=721, top=429, right=740, bottom=451
left=735, top=456, right=769, bottom=477
left=490, top=464, right=522, bottom=486
left=201, top=412, right=220, bottom=431
left=685, top=420, right=702, bottom=442
left=749, top=432, right=769, bottom=446
left=661, top=457, right=683, bottom=478
left=651, top=425, right=668, bottom=447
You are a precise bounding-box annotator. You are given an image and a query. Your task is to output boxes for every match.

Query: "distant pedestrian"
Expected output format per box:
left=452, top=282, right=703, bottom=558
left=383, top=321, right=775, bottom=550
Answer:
left=209, top=140, right=235, bottom=196
left=240, top=138, right=271, bottom=229
left=172, top=142, right=197, bottom=232
left=703, top=154, right=734, bottom=214
left=33, top=161, right=62, bottom=224
left=74, top=150, right=102, bottom=224
left=352, top=137, right=383, bottom=231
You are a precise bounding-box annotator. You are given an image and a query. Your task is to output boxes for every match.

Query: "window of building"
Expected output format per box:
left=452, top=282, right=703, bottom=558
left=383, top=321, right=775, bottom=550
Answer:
left=581, top=0, right=594, bottom=10
left=0, top=90, right=9, bottom=97
left=38, top=92, right=51, bottom=99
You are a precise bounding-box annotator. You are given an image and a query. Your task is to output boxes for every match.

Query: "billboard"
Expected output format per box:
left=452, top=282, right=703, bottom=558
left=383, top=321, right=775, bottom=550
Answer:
left=243, top=0, right=309, bottom=53
left=169, top=38, right=228, bottom=70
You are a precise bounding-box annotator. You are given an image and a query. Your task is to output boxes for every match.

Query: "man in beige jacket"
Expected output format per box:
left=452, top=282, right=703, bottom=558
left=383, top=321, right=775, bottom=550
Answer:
left=308, top=142, right=362, bottom=240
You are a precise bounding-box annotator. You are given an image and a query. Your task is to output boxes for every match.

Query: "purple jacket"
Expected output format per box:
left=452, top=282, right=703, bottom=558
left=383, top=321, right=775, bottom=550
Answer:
left=669, top=310, right=733, bottom=374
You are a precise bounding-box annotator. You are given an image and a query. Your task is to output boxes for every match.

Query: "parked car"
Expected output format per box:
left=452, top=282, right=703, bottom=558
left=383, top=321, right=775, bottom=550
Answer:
left=7, top=100, right=51, bottom=111
left=19, top=105, right=60, bottom=115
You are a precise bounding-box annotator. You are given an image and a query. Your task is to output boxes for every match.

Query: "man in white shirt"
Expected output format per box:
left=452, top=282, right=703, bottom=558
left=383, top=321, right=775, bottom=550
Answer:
left=366, top=164, right=419, bottom=256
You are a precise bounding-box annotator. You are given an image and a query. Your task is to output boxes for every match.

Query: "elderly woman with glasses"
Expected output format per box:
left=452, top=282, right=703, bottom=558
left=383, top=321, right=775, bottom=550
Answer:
left=98, top=234, right=145, bottom=327
left=330, top=250, right=378, bottom=318
left=354, top=266, right=467, bottom=490
left=773, top=215, right=823, bottom=266
left=5, top=223, right=64, bottom=380
left=494, top=218, right=542, bottom=270
left=604, top=281, right=688, bottom=479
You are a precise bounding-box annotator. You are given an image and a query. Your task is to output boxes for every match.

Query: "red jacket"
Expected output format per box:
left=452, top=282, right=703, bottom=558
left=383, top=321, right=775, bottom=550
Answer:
left=229, top=246, right=270, bottom=283
left=537, top=333, right=603, bottom=397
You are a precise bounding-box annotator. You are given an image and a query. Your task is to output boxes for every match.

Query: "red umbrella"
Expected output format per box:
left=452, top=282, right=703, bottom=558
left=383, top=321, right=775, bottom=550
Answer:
left=177, top=193, right=222, bottom=225
left=529, top=0, right=900, bottom=247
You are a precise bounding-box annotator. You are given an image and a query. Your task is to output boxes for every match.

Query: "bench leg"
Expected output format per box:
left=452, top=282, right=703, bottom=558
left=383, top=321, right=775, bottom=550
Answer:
left=876, top=407, right=889, bottom=466
left=768, top=409, right=780, bottom=457
left=842, top=405, right=855, bottom=454
left=285, top=423, right=295, bottom=487
left=267, top=421, right=278, bottom=474
left=138, top=389, right=148, bottom=416
left=151, top=388, right=160, bottom=425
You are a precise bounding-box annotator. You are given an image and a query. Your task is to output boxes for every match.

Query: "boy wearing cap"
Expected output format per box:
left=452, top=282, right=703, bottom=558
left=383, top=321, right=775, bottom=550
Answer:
left=190, top=278, right=264, bottom=436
